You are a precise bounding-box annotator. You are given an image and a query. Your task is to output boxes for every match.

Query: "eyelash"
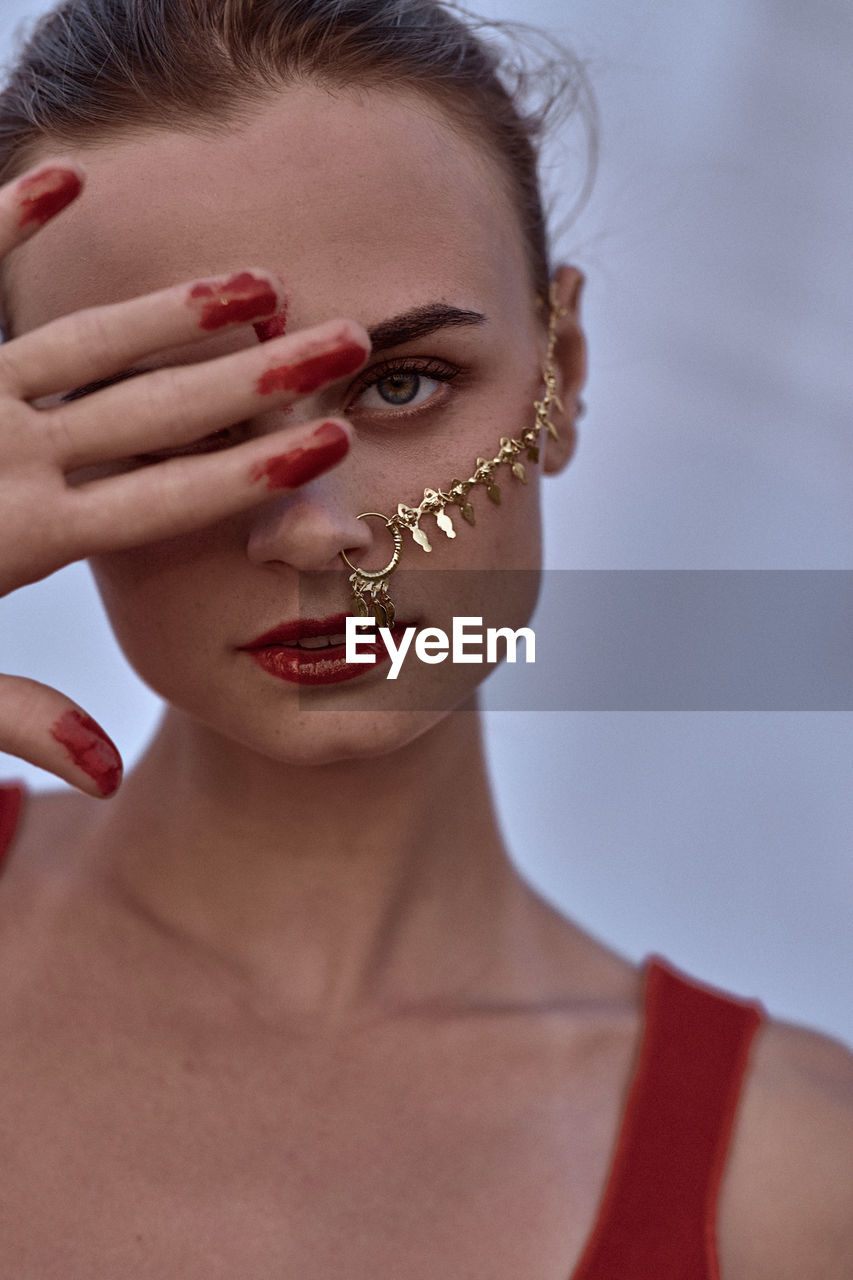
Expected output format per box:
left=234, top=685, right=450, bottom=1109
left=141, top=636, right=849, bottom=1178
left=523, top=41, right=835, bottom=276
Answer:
left=346, top=356, right=462, bottom=418
left=66, top=355, right=463, bottom=466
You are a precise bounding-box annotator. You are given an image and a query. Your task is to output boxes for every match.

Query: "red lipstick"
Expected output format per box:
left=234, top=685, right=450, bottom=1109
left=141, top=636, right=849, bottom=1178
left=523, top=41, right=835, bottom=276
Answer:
left=237, top=613, right=400, bottom=686
left=250, top=421, right=349, bottom=489
left=16, top=166, right=83, bottom=228
left=50, top=709, right=122, bottom=796
left=253, top=303, right=289, bottom=343
left=189, top=272, right=280, bottom=330
left=257, top=342, right=367, bottom=396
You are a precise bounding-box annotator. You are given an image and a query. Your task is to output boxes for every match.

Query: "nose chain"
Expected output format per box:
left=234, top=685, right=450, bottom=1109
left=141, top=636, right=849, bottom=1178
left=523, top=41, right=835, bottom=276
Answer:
left=339, top=284, right=569, bottom=628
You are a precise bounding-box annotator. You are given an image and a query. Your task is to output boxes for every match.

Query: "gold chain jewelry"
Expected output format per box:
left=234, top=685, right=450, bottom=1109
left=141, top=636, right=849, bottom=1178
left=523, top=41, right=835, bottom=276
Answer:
left=339, top=514, right=403, bottom=628
left=340, top=283, right=568, bottom=625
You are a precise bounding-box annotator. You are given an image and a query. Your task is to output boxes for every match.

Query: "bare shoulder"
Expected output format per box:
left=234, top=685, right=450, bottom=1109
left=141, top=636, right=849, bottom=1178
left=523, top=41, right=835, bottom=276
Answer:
left=0, top=785, right=99, bottom=888
left=719, top=1013, right=853, bottom=1280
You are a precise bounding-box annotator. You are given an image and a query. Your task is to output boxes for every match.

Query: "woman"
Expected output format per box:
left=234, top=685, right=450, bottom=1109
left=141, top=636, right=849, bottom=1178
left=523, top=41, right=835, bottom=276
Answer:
left=0, top=1, right=850, bottom=1275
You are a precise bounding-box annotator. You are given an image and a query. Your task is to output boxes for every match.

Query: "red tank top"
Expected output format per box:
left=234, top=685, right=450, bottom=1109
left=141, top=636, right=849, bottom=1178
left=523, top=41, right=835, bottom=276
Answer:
left=572, top=955, right=763, bottom=1278
left=0, top=782, right=763, bottom=1277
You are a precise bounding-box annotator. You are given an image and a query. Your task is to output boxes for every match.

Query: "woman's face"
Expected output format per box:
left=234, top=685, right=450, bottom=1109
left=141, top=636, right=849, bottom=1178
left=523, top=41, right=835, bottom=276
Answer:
left=7, top=83, right=576, bottom=764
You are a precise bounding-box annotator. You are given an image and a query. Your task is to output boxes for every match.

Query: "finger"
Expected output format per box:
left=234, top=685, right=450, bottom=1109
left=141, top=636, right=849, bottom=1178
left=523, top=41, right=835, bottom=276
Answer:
left=0, top=158, right=86, bottom=259
left=68, top=417, right=352, bottom=553
left=41, top=319, right=369, bottom=469
left=0, top=268, right=287, bottom=402
left=0, top=675, right=122, bottom=798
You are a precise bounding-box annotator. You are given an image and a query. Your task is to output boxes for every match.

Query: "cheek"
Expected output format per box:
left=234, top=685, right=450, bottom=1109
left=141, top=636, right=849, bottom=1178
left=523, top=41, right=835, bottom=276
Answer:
left=88, top=541, right=221, bottom=688
left=371, top=366, right=544, bottom=569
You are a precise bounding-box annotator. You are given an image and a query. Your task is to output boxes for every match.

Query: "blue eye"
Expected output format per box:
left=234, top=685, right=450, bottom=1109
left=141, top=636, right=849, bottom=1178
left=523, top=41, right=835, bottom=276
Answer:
left=350, top=358, right=460, bottom=415
left=360, top=371, right=438, bottom=409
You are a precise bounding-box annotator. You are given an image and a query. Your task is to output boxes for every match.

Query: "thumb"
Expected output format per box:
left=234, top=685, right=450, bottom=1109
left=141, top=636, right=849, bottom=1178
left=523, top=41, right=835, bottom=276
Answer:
left=0, top=674, right=123, bottom=797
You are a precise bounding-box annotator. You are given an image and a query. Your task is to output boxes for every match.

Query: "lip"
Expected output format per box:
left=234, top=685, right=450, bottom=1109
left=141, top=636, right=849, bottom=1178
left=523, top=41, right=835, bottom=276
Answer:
left=237, top=613, right=407, bottom=686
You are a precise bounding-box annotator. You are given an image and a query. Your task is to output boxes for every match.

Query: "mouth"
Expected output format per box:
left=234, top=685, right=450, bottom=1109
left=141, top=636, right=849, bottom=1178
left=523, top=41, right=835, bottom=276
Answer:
left=237, top=613, right=408, bottom=686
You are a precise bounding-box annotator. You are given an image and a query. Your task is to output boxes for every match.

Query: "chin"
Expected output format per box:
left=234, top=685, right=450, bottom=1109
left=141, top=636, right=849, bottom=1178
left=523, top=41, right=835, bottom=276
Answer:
left=192, top=700, right=467, bottom=770
left=261, top=707, right=461, bottom=767
left=139, top=657, right=480, bottom=771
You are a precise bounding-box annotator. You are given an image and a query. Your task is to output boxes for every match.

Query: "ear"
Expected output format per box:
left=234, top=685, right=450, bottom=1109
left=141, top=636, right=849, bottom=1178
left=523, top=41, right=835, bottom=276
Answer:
left=542, top=263, right=587, bottom=476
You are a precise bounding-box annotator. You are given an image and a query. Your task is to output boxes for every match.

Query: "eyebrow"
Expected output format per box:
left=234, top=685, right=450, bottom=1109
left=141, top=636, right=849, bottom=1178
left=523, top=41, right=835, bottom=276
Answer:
left=366, top=303, right=487, bottom=352
left=60, top=301, right=487, bottom=401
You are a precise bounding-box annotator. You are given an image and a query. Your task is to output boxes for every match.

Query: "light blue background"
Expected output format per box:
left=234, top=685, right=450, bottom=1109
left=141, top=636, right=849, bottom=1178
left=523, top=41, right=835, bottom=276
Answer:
left=1, top=1, right=850, bottom=1042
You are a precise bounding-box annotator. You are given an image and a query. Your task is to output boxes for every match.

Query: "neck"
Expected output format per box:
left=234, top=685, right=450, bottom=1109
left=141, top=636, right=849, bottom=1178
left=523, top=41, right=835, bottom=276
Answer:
left=82, top=702, right=549, bottom=1027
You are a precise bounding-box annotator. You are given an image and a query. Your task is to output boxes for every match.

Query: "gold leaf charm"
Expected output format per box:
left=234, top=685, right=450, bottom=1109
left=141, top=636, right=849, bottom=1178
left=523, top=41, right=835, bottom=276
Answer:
left=487, top=483, right=501, bottom=504
left=511, top=461, right=527, bottom=483
left=436, top=508, right=456, bottom=538
left=546, top=420, right=559, bottom=441
left=412, top=526, right=432, bottom=552
left=461, top=502, right=476, bottom=525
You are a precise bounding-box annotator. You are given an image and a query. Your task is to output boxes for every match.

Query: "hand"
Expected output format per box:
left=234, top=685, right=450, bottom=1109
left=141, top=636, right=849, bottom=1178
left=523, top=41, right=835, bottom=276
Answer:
left=0, top=159, right=369, bottom=796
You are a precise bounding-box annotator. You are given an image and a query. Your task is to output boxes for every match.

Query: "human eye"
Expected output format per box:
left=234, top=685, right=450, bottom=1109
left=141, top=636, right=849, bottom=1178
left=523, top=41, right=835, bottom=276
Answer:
left=347, top=357, right=461, bottom=417
left=59, top=368, right=145, bottom=402
left=131, top=422, right=251, bottom=466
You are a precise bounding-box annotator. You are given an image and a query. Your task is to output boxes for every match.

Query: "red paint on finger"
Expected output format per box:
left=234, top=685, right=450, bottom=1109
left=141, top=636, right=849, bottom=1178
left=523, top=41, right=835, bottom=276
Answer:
left=250, top=421, right=349, bottom=489
left=257, top=342, right=367, bottom=396
left=189, top=272, right=280, bottom=330
left=16, top=167, right=83, bottom=227
left=50, top=709, right=123, bottom=796
left=253, top=301, right=289, bottom=343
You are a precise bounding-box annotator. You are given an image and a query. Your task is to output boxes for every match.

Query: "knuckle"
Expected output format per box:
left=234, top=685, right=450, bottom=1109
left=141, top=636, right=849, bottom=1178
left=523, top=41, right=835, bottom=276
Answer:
left=68, top=306, right=116, bottom=367
left=0, top=340, right=30, bottom=395
left=145, top=367, right=200, bottom=438
left=134, top=456, right=200, bottom=537
left=40, top=404, right=80, bottom=464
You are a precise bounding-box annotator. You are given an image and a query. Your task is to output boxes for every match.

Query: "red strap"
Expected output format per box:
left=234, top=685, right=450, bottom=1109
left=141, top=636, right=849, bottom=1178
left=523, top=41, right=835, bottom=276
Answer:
left=572, top=956, right=764, bottom=1280
left=0, top=783, right=24, bottom=867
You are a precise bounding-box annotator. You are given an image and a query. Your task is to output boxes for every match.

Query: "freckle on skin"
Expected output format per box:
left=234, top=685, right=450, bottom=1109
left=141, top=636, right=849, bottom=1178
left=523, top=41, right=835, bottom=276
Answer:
left=250, top=421, right=349, bottom=489
left=50, top=709, right=122, bottom=796
left=256, top=343, right=367, bottom=396
left=16, top=167, right=83, bottom=227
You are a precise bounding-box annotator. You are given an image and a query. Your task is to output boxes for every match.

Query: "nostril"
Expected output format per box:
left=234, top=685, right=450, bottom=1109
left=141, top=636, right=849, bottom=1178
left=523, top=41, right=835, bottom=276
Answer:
left=245, top=488, right=372, bottom=576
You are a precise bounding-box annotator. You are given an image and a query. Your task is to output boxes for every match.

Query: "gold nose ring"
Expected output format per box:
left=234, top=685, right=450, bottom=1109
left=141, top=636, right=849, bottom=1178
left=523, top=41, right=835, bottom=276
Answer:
left=338, top=283, right=569, bottom=631
left=340, top=512, right=403, bottom=628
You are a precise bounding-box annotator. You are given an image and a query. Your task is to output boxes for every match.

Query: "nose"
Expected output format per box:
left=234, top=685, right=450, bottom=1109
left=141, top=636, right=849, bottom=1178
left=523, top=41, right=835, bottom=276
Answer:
left=245, top=479, right=373, bottom=573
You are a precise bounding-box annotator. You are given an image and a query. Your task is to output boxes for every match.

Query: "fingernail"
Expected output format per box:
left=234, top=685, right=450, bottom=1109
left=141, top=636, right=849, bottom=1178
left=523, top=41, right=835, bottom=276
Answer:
left=16, top=166, right=83, bottom=228
left=189, top=271, right=282, bottom=331
left=256, top=341, right=367, bottom=396
left=50, top=709, right=123, bottom=796
left=250, top=421, right=349, bottom=489
left=253, top=283, right=289, bottom=343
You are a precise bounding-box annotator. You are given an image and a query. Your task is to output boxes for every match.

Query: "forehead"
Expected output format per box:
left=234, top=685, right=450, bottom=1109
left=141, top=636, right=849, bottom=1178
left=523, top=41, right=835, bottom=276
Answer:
left=8, top=83, right=533, bottom=335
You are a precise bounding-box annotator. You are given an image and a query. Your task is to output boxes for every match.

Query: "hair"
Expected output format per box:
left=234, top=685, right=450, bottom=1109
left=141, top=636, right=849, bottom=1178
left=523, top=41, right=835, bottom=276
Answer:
left=0, top=0, right=596, bottom=306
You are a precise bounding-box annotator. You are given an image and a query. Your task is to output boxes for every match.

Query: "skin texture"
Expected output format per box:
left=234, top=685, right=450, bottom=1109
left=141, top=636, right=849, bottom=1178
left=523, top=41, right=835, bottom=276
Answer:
left=0, top=83, right=850, bottom=1278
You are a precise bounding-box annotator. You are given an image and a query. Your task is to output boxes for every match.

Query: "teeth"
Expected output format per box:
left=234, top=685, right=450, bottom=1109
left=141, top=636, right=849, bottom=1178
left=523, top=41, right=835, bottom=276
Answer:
left=284, top=633, right=348, bottom=650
